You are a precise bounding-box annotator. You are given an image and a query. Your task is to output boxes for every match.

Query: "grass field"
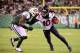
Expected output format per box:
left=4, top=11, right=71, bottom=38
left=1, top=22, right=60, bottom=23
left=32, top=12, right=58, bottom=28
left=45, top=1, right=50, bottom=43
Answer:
left=0, top=28, right=80, bottom=53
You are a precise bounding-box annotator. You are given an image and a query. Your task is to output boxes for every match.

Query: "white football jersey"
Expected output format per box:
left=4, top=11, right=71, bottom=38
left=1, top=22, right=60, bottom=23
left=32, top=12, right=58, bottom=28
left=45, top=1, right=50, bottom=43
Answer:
left=36, top=12, right=55, bottom=30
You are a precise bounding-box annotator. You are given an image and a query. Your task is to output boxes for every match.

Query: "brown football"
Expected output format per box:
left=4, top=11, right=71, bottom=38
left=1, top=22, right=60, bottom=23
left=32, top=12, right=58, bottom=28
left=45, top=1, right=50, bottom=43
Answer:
left=52, top=18, right=59, bottom=24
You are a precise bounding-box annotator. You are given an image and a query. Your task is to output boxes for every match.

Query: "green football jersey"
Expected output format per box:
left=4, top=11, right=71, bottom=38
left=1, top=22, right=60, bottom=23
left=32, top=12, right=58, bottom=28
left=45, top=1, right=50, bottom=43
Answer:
left=12, top=14, right=21, bottom=25
left=12, top=12, right=38, bottom=25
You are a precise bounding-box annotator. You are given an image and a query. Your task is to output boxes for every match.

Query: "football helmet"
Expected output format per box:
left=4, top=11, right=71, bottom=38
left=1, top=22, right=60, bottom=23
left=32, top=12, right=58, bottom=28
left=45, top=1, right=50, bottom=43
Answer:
left=41, top=5, right=50, bottom=19
left=42, top=4, right=49, bottom=13
left=29, top=7, right=39, bottom=16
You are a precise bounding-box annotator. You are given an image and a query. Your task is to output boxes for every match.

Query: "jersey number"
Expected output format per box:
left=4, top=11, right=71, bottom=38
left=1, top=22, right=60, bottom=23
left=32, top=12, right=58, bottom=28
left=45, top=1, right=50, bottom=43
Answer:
left=43, top=20, right=50, bottom=26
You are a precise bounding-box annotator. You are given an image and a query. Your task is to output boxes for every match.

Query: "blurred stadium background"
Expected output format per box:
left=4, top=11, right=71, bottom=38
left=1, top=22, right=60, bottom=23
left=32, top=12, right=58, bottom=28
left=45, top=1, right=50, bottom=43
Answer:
left=0, top=0, right=80, bottom=53
left=0, top=0, right=80, bottom=28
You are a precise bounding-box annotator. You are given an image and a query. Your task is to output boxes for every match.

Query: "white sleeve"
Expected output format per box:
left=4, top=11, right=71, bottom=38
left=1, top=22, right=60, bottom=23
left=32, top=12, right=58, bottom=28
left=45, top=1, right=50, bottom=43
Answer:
left=49, top=12, right=55, bottom=18
left=36, top=13, right=42, bottom=21
left=22, top=11, right=30, bottom=19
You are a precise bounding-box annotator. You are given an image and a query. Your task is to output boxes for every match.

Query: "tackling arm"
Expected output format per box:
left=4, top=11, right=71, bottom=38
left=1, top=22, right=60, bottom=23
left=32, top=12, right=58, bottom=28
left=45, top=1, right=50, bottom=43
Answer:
left=19, top=16, right=33, bottom=31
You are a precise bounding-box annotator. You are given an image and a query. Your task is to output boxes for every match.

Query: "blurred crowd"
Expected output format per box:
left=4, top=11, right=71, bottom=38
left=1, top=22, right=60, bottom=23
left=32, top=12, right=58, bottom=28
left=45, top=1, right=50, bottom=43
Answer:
left=0, top=0, right=35, bottom=16
left=45, top=0, right=80, bottom=6
left=0, top=0, right=80, bottom=16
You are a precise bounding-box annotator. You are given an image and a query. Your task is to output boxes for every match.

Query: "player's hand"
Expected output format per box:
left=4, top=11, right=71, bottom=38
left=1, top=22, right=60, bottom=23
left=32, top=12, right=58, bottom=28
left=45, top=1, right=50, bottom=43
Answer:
left=52, top=17, right=59, bottom=24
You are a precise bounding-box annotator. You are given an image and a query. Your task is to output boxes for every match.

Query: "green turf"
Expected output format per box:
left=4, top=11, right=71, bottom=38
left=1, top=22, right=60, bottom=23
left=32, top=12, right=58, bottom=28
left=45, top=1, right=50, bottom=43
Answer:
left=0, top=28, right=80, bottom=53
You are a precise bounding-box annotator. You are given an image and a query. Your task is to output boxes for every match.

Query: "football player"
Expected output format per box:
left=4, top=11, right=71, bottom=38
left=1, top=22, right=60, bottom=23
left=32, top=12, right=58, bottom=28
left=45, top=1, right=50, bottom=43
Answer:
left=10, top=7, right=39, bottom=52
left=36, top=5, right=72, bottom=52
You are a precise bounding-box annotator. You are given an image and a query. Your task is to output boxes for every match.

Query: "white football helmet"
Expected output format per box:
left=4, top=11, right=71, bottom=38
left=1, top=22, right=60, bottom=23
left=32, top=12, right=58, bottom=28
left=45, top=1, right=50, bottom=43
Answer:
left=29, top=7, right=39, bottom=16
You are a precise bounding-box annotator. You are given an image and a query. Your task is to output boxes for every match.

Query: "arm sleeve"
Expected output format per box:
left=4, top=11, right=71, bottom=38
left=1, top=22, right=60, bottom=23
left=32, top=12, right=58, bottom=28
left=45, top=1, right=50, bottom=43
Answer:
left=36, top=13, right=42, bottom=21
left=49, top=12, right=55, bottom=18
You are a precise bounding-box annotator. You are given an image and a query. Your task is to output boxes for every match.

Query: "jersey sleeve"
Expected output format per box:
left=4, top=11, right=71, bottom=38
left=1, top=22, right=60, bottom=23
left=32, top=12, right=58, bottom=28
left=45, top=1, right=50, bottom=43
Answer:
left=49, top=12, right=55, bottom=18
left=36, top=13, right=43, bottom=21
left=22, top=11, right=30, bottom=19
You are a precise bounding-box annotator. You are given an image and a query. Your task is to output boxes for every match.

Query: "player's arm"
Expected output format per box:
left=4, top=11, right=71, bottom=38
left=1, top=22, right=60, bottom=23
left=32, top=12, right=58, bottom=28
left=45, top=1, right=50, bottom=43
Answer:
left=19, top=15, right=26, bottom=26
left=49, top=12, right=59, bottom=24
left=19, top=16, right=33, bottom=30
left=52, top=16, right=59, bottom=24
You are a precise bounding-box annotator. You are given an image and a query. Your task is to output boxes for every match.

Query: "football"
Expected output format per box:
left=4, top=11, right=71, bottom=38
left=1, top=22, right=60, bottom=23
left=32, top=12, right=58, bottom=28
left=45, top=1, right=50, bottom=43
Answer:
left=52, top=17, right=59, bottom=24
